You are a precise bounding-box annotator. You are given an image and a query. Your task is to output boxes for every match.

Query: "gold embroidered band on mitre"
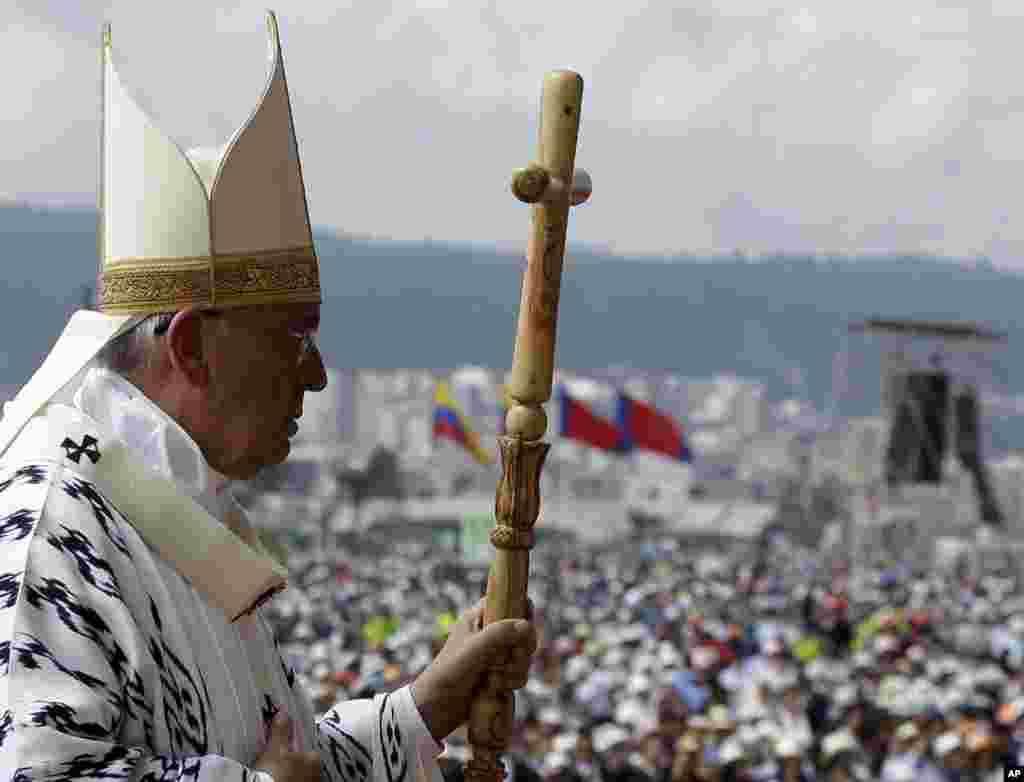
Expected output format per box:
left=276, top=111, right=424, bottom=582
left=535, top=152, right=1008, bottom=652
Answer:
left=98, top=244, right=320, bottom=314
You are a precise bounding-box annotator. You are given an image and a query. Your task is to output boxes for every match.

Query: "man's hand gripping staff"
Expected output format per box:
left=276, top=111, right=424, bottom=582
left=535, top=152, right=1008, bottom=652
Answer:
left=465, top=70, right=591, bottom=782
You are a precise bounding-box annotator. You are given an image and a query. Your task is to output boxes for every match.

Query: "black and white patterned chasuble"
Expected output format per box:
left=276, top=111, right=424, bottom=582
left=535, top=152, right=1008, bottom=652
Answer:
left=0, top=403, right=443, bottom=781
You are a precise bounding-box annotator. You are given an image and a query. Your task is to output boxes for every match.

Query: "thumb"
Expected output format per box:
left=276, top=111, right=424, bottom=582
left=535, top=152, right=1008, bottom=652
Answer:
left=457, top=618, right=534, bottom=673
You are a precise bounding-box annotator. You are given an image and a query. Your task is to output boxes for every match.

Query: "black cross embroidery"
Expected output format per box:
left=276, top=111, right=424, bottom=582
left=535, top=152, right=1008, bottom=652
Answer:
left=61, top=435, right=101, bottom=465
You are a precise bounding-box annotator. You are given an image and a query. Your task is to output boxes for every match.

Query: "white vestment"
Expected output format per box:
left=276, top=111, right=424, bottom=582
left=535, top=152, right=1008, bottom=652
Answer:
left=0, top=368, right=443, bottom=780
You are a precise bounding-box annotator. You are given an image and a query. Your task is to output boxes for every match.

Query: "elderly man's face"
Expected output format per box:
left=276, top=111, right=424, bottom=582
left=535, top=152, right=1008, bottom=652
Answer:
left=196, top=302, right=325, bottom=477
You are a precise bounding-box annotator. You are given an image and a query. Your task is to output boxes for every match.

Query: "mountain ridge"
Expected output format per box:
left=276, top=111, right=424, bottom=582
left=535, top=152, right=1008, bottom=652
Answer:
left=3, top=202, right=1024, bottom=450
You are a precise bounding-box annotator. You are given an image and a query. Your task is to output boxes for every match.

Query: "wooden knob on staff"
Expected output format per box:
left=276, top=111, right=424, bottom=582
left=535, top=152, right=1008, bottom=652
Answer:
left=569, top=168, right=592, bottom=206
left=511, top=166, right=592, bottom=206
left=511, top=165, right=550, bottom=204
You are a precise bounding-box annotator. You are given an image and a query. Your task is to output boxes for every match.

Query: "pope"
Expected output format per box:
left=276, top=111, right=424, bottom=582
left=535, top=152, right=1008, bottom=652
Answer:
left=0, top=11, right=535, bottom=781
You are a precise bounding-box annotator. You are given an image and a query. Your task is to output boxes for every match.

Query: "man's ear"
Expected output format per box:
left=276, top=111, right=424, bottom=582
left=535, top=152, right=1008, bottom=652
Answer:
left=164, top=308, right=210, bottom=387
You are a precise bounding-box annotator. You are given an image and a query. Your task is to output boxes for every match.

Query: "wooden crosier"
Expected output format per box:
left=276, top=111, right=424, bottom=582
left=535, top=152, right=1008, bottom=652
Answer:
left=465, top=70, right=590, bottom=782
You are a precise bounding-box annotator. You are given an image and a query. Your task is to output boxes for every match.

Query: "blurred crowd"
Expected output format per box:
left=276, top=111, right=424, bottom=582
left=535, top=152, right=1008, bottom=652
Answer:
left=262, top=526, right=1024, bottom=782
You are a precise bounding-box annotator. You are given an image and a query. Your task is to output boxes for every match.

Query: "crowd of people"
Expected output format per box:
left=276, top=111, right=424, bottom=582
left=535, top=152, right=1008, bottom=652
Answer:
left=262, top=525, right=1024, bottom=782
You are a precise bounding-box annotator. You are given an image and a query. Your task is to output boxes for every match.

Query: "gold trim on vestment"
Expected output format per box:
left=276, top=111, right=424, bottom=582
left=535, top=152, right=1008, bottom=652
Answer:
left=97, top=244, right=320, bottom=314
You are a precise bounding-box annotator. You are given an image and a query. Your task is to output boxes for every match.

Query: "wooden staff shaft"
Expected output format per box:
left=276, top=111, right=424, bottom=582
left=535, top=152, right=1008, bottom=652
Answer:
left=465, top=70, right=585, bottom=782
left=509, top=71, right=584, bottom=406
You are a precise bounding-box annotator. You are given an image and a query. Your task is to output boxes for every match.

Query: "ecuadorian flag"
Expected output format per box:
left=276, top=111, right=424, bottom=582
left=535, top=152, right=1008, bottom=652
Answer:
left=433, top=382, right=494, bottom=465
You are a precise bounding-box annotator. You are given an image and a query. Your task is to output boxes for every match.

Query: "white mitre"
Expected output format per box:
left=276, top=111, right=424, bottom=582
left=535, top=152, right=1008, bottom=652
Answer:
left=0, top=11, right=318, bottom=457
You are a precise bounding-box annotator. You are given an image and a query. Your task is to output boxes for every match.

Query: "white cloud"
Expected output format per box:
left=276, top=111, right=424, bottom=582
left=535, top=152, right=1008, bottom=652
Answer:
left=870, top=52, right=970, bottom=157
left=790, top=9, right=819, bottom=36
left=4, top=1, right=1024, bottom=267
left=0, top=20, right=97, bottom=204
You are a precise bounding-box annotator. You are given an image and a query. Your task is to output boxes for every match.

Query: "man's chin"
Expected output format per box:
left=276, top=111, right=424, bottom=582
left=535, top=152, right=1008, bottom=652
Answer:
left=259, top=440, right=292, bottom=473
left=220, top=444, right=291, bottom=482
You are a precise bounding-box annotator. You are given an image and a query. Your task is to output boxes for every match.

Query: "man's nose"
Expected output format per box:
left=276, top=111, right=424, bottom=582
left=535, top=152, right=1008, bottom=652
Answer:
left=303, top=345, right=328, bottom=392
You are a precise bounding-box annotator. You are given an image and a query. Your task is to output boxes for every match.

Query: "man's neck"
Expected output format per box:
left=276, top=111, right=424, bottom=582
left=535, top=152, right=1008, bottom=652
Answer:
left=73, top=367, right=242, bottom=535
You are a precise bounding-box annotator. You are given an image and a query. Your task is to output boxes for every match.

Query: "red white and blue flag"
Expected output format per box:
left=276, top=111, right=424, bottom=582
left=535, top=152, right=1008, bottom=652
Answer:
left=616, top=392, right=692, bottom=463
left=556, top=384, right=626, bottom=453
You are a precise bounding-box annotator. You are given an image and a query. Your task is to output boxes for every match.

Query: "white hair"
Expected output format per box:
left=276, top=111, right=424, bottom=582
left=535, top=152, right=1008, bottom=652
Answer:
left=93, top=312, right=177, bottom=377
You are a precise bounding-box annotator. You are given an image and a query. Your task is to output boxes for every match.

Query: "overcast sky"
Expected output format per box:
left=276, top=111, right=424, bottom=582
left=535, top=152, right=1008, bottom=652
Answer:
left=6, top=2, right=1024, bottom=265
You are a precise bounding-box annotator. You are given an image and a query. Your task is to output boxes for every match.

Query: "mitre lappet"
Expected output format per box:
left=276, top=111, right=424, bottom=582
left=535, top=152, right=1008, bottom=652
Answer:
left=0, top=10, right=319, bottom=456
